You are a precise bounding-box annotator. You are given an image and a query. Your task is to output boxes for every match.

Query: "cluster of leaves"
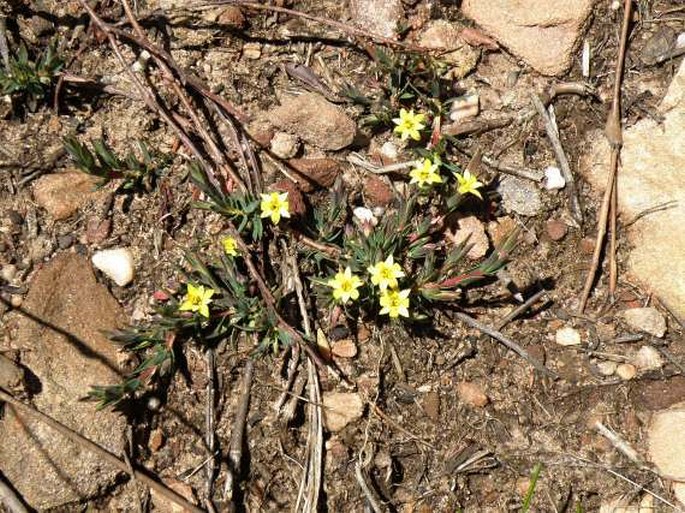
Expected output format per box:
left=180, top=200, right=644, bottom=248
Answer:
left=0, top=43, right=62, bottom=112
left=344, top=47, right=450, bottom=127
left=64, top=136, right=170, bottom=192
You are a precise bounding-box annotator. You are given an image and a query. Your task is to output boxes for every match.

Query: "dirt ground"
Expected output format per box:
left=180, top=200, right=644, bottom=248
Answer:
left=1, top=1, right=684, bottom=512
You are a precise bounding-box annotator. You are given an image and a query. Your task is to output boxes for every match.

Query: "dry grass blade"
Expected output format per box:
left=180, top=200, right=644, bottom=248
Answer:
left=289, top=248, right=323, bottom=513
left=530, top=93, right=583, bottom=226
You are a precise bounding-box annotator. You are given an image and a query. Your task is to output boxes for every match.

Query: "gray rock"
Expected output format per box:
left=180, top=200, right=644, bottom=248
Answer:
left=270, top=93, right=357, bottom=151
left=497, top=176, right=542, bottom=216
left=581, top=59, right=685, bottom=319
left=0, top=253, right=126, bottom=509
left=622, top=307, right=667, bottom=338
left=349, top=0, right=403, bottom=39
left=462, top=0, right=595, bottom=76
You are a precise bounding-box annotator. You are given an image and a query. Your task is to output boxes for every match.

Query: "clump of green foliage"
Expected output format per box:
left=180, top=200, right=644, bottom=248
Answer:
left=64, top=136, right=170, bottom=192
left=0, top=43, right=62, bottom=112
left=89, top=44, right=511, bottom=409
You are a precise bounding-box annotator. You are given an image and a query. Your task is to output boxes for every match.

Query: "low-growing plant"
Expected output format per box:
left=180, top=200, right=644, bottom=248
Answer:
left=64, top=136, right=170, bottom=192
left=0, top=42, right=62, bottom=112
left=89, top=45, right=511, bottom=409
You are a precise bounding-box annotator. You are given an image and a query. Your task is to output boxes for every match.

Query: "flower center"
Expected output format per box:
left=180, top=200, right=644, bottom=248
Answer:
left=380, top=267, right=393, bottom=279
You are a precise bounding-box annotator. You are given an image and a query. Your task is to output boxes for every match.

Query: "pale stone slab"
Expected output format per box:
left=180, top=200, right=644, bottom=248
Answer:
left=581, top=59, right=685, bottom=318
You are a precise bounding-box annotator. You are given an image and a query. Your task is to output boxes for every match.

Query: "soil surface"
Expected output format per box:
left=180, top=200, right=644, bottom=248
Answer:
left=1, top=1, right=684, bottom=512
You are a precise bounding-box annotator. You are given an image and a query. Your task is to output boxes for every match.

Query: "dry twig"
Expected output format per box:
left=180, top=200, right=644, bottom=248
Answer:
left=0, top=472, right=29, bottom=513
left=578, top=0, right=633, bottom=312
left=496, top=289, right=549, bottom=330
left=449, top=311, right=557, bottom=378
left=288, top=248, right=323, bottom=513
left=223, top=357, right=254, bottom=505
left=530, top=93, right=583, bottom=226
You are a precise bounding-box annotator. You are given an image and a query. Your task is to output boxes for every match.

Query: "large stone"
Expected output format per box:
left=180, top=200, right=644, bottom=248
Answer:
left=349, top=0, right=403, bottom=39
left=581, top=59, right=685, bottom=318
left=461, top=0, right=595, bottom=76
left=287, top=158, right=342, bottom=192
left=33, top=171, right=103, bottom=220
left=647, top=405, right=685, bottom=481
left=418, top=20, right=480, bottom=79
left=270, top=93, right=357, bottom=151
left=0, top=253, right=126, bottom=509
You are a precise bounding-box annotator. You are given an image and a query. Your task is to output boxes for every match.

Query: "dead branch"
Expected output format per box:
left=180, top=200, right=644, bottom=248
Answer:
left=193, top=1, right=428, bottom=52
left=578, top=0, right=633, bottom=313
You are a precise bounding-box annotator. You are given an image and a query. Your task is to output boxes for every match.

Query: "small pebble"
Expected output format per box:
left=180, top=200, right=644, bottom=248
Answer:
left=596, top=360, right=617, bottom=376
left=677, top=33, right=685, bottom=49
left=497, top=176, right=542, bottom=216
left=555, top=326, right=581, bottom=346
left=270, top=131, right=300, bottom=159
left=148, top=428, right=164, bottom=451
left=449, top=92, right=480, bottom=122
left=622, top=307, right=667, bottom=338
left=147, top=396, right=162, bottom=411
left=457, top=381, right=489, bottom=407
left=10, top=294, right=23, bottom=308
left=543, top=166, right=565, bottom=190
left=0, top=264, right=17, bottom=283
left=331, top=339, right=358, bottom=358
left=92, top=247, right=135, bottom=287
left=357, top=324, right=371, bottom=342
left=57, top=234, right=73, bottom=250
left=580, top=237, right=595, bottom=254
left=380, top=141, right=399, bottom=162
left=242, top=42, right=262, bottom=59
left=631, top=345, right=664, bottom=372
left=322, top=392, right=364, bottom=432
left=545, top=219, right=567, bottom=241
left=616, top=363, right=637, bottom=380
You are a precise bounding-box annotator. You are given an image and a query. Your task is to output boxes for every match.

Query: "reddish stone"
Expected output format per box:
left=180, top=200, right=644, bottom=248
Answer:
left=363, top=175, right=394, bottom=207
left=545, top=219, right=567, bottom=241
left=287, top=158, right=341, bottom=192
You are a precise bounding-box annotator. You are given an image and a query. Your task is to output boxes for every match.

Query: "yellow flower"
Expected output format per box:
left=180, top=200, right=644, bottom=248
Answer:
left=179, top=283, right=215, bottom=318
left=379, top=288, right=410, bottom=318
left=409, top=158, right=443, bottom=187
left=392, top=108, right=426, bottom=141
left=368, top=255, right=405, bottom=291
left=222, top=236, right=238, bottom=257
left=327, top=267, right=363, bottom=304
left=456, top=170, right=484, bottom=199
left=260, top=191, right=290, bottom=225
